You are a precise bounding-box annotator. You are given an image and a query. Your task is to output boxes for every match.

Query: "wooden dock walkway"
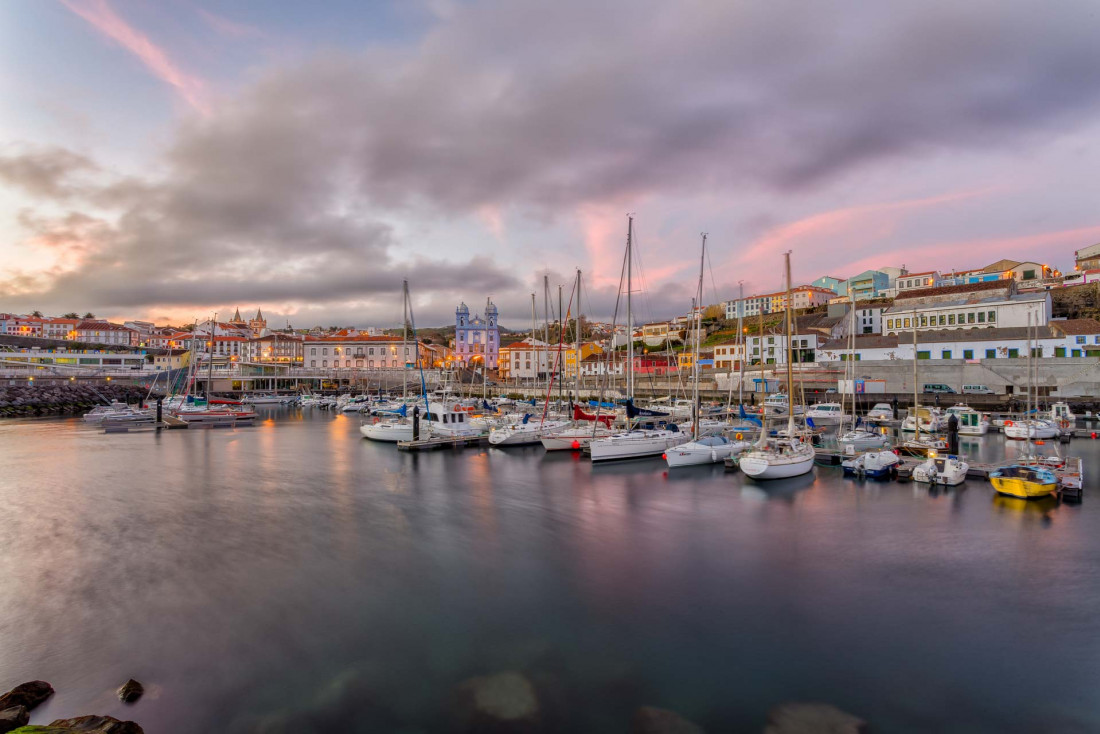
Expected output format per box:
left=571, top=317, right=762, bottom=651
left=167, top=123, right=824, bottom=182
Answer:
left=397, top=435, right=489, bottom=452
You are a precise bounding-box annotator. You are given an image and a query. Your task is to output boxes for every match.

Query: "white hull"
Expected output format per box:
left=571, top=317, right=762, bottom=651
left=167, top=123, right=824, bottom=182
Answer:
left=489, top=420, right=568, bottom=446
left=665, top=438, right=751, bottom=467
left=589, top=430, right=687, bottom=462
left=739, top=442, right=815, bottom=480
left=1004, top=422, right=1059, bottom=440
left=540, top=426, right=614, bottom=451
left=360, top=421, right=414, bottom=442
left=912, top=458, right=969, bottom=486
left=837, top=430, right=890, bottom=451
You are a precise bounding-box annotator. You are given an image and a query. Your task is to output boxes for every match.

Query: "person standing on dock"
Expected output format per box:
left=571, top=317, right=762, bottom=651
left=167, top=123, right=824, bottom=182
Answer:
left=947, top=412, right=959, bottom=455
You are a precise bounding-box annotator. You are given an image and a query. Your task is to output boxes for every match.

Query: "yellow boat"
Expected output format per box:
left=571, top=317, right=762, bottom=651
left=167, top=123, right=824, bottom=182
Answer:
left=989, top=465, right=1057, bottom=499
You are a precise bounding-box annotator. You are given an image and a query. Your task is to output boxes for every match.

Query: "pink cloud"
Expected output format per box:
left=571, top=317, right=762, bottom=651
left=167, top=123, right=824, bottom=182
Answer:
left=196, top=8, right=266, bottom=39
left=61, top=0, right=210, bottom=116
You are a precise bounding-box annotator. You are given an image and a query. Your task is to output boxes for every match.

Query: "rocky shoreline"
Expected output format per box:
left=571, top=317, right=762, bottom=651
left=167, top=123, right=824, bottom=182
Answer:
left=0, top=384, right=148, bottom=419
left=0, top=680, right=144, bottom=734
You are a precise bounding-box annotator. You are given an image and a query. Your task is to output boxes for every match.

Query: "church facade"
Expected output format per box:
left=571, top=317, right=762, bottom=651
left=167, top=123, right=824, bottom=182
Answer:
left=454, top=299, right=499, bottom=370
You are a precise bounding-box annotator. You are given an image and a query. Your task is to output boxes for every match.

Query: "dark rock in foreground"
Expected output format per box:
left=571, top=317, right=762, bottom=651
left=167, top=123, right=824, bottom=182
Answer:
left=764, top=702, right=867, bottom=734
left=115, top=681, right=143, bottom=704
left=8, top=715, right=144, bottom=734
left=0, top=682, right=54, bottom=713
left=452, top=671, right=541, bottom=733
left=0, top=706, right=29, bottom=734
left=630, top=706, right=705, bottom=734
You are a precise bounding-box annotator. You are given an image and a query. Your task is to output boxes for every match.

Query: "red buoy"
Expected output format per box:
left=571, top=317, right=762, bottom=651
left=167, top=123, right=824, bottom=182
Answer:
left=661, top=453, right=667, bottom=460
left=572, top=440, right=580, bottom=450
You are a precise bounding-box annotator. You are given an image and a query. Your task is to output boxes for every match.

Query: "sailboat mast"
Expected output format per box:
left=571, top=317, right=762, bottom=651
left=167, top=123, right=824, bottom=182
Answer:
left=543, top=275, right=551, bottom=370
left=912, top=309, right=920, bottom=440
left=483, top=297, right=490, bottom=402
left=206, top=312, right=216, bottom=403
left=1026, top=311, right=1032, bottom=453
left=737, top=281, right=744, bottom=409
left=530, top=293, right=537, bottom=393
left=557, top=284, right=563, bottom=406
left=402, top=280, right=409, bottom=403
left=784, top=252, right=795, bottom=436
left=626, top=215, right=634, bottom=399
left=575, top=269, right=582, bottom=398
left=693, top=233, right=706, bottom=440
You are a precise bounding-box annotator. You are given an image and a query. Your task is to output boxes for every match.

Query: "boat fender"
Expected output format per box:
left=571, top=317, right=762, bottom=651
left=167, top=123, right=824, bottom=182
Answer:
left=735, top=432, right=743, bottom=440
left=1004, top=420, right=1014, bottom=427
left=711, top=450, right=717, bottom=462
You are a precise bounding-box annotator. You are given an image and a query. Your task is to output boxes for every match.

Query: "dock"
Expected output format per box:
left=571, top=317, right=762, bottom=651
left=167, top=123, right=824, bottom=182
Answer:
left=397, top=435, right=489, bottom=452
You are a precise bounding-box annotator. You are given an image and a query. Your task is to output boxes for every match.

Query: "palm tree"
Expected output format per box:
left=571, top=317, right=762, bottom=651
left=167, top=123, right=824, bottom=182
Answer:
left=82, top=312, right=96, bottom=319
left=31, top=310, right=42, bottom=317
left=62, top=312, right=79, bottom=319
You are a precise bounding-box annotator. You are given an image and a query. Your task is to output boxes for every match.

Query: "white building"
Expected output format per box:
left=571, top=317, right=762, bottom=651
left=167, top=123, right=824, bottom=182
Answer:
left=303, top=335, right=416, bottom=369
left=74, top=320, right=139, bottom=346
left=894, top=271, right=943, bottom=294
left=499, top=339, right=553, bottom=381
left=883, top=291, right=1049, bottom=336
left=712, top=341, right=746, bottom=370
left=745, top=332, right=820, bottom=365
left=579, top=353, right=626, bottom=377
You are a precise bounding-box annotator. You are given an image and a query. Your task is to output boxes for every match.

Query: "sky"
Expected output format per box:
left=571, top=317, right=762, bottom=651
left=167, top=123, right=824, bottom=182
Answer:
left=2, top=0, right=1100, bottom=329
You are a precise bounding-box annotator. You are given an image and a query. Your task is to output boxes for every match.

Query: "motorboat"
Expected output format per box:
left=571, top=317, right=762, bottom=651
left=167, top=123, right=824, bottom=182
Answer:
left=242, top=392, right=293, bottom=405
left=762, top=393, right=804, bottom=418
left=664, top=435, right=751, bottom=468
left=360, top=401, right=480, bottom=441
left=945, top=404, right=989, bottom=435
left=83, top=401, right=148, bottom=423
left=841, top=450, right=900, bottom=479
left=864, top=403, right=895, bottom=421
left=1050, top=401, right=1076, bottom=427
left=804, top=402, right=847, bottom=425
left=901, top=407, right=941, bottom=433
left=1003, top=419, right=1060, bottom=440
left=989, top=464, right=1057, bottom=499
left=898, top=436, right=949, bottom=458
left=589, top=425, right=687, bottom=462
left=837, top=428, right=891, bottom=451
left=912, top=454, right=969, bottom=486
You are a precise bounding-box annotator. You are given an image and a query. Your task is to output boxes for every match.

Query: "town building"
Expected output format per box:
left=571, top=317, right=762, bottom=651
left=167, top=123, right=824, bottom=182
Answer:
left=810, top=276, right=847, bottom=295
left=713, top=341, right=746, bottom=371
left=724, top=285, right=836, bottom=319
left=883, top=281, right=1050, bottom=336
left=846, top=270, right=891, bottom=300
left=303, top=335, right=416, bottom=369
left=1074, top=243, right=1100, bottom=272
left=498, top=339, right=552, bottom=381
left=74, top=320, right=139, bottom=346
left=248, top=333, right=304, bottom=364
left=642, top=321, right=683, bottom=347
left=895, top=271, right=943, bottom=294
left=563, top=342, right=604, bottom=379
left=745, top=332, right=820, bottom=365
left=579, top=352, right=625, bottom=377
left=454, top=300, right=500, bottom=370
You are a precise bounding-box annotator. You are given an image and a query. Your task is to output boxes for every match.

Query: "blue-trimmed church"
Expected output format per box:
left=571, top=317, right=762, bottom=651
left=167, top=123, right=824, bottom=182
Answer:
left=455, top=299, right=499, bottom=370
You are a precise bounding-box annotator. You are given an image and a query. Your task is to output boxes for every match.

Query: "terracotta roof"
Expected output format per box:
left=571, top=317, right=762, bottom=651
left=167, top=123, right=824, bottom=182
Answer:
left=1049, top=318, right=1100, bottom=336
left=304, top=334, right=403, bottom=342
left=76, top=320, right=135, bottom=331
left=895, top=279, right=1011, bottom=301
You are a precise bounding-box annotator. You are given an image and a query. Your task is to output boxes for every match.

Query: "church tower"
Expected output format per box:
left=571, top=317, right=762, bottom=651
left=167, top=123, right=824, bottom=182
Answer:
left=454, top=299, right=499, bottom=370
left=249, top=308, right=267, bottom=338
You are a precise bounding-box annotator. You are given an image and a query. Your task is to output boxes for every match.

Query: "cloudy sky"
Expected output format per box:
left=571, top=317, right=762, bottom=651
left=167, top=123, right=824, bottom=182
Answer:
left=2, top=0, right=1100, bottom=329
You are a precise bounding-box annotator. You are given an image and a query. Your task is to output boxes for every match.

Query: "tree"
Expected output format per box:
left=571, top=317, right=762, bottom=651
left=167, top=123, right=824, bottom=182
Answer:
left=31, top=310, right=42, bottom=317
left=82, top=312, right=96, bottom=319
left=703, top=304, right=724, bottom=321
left=62, top=312, right=79, bottom=319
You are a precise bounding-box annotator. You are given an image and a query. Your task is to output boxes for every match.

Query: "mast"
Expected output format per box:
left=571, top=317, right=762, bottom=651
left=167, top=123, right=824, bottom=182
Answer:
left=543, top=274, right=551, bottom=383
left=530, top=293, right=537, bottom=393
left=575, top=269, right=582, bottom=398
left=784, top=253, right=795, bottom=437
left=693, top=233, right=706, bottom=440
left=626, top=215, right=635, bottom=399
left=206, top=312, right=216, bottom=403
left=912, top=309, right=920, bottom=440
left=557, top=284, right=563, bottom=406
left=737, top=281, right=744, bottom=409
left=1026, top=311, right=1032, bottom=454
left=402, top=280, right=409, bottom=403
left=482, top=296, right=490, bottom=402
left=846, top=298, right=856, bottom=433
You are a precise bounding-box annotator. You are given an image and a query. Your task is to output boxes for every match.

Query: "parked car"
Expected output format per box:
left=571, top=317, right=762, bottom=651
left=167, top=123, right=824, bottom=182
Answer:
left=962, top=384, right=995, bottom=394
left=923, top=383, right=956, bottom=394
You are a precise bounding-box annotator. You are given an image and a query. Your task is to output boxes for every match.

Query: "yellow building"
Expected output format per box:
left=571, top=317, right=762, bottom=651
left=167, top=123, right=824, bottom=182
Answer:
left=564, top=342, right=603, bottom=379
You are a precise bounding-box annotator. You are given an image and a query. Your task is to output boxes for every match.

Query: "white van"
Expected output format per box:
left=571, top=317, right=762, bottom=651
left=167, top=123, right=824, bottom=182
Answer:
left=962, top=384, right=995, bottom=395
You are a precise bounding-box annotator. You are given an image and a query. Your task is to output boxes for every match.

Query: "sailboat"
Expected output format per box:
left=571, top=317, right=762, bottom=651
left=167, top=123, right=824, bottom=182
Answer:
left=991, top=313, right=1057, bottom=499
left=739, top=252, right=815, bottom=480
left=898, top=310, right=948, bottom=457
left=837, top=301, right=890, bottom=451
left=590, top=216, right=688, bottom=462
left=362, top=281, right=424, bottom=442
left=666, top=234, right=750, bottom=467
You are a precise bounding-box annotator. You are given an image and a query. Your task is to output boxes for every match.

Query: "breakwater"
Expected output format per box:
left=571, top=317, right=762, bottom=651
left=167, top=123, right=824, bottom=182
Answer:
left=0, top=382, right=147, bottom=418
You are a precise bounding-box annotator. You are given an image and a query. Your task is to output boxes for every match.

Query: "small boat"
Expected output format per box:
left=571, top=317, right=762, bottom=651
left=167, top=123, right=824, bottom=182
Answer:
left=762, top=392, right=805, bottom=418
left=864, top=403, right=894, bottom=422
left=989, top=465, right=1057, bottom=499
left=912, top=454, right=969, bottom=486
left=489, top=418, right=569, bottom=446
left=837, top=428, right=890, bottom=451
left=539, top=424, right=615, bottom=451
left=664, top=435, right=751, bottom=468
left=1050, top=401, right=1076, bottom=426
left=901, top=407, right=942, bottom=433
left=898, top=436, right=949, bottom=458
left=241, top=392, right=292, bottom=405
left=1003, top=419, right=1060, bottom=440
left=740, top=436, right=816, bottom=480
left=945, top=404, right=989, bottom=435
left=589, top=425, right=687, bottom=462
left=804, top=402, right=847, bottom=425
left=841, top=450, right=900, bottom=479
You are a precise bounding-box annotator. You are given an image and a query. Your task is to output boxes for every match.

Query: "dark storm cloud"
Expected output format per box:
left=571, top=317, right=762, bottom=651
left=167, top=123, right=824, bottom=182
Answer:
left=5, top=0, right=1100, bottom=324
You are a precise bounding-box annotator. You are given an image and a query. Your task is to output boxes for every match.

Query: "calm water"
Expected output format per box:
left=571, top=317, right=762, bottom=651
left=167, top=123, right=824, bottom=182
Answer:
left=2, top=410, right=1100, bottom=732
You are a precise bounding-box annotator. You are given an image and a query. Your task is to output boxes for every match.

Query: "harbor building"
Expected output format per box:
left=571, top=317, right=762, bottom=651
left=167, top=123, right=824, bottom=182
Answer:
left=846, top=270, right=891, bottom=300
left=895, top=271, right=943, bottom=294
left=883, top=281, right=1050, bottom=336
left=810, top=275, right=847, bottom=295
left=498, top=339, right=551, bottom=381
left=454, top=300, right=500, bottom=370
left=304, top=335, right=417, bottom=369
left=1074, top=243, right=1100, bottom=272
left=74, top=320, right=139, bottom=346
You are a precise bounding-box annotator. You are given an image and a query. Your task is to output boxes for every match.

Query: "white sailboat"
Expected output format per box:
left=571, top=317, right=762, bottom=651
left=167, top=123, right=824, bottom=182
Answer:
left=362, top=281, right=423, bottom=442
left=739, top=252, right=815, bottom=481
left=899, top=311, right=948, bottom=457
left=590, top=216, right=687, bottom=462
left=837, top=304, right=889, bottom=451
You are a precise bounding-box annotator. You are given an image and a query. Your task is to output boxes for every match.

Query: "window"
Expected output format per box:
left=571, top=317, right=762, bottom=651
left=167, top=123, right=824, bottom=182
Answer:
left=963, top=350, right=973, bottom=359
left=967, top=313, right=975, bottom=324
left=917, top=351, right=931, bottom=360
left=920, top=316, right=928, bottom=327
left=310, top=347, right=316, bottom=355
left=904, top=318, right=910, bottom=328
left=1072, top=349, right=1082, bottom=357
left=1023, top=269, right=1036, bottom=280
left=977, top=312, right=985, bottom=323
left=1076, top=336, right=1086, bottom=344
left=942, top=350, right=952, bottom=359
left=1007, top=348, right=1018, bottom=358
left=948, top=314, right=955, bottom=325
left=323, top=348, right=329, bottom=356
left=887, top=319, right=894, bottom=329
left=939, top=315, right=946, bottom=326
left=988, top=311, right=996, bottom=323
left=985, top=349, right=996, bottom=359
left=322, top=359, right=328, bottom=366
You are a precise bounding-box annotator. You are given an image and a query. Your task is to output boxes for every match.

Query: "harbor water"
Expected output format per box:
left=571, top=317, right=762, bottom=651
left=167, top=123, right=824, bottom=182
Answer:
left=2, top=410, right=1100, bottom=732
